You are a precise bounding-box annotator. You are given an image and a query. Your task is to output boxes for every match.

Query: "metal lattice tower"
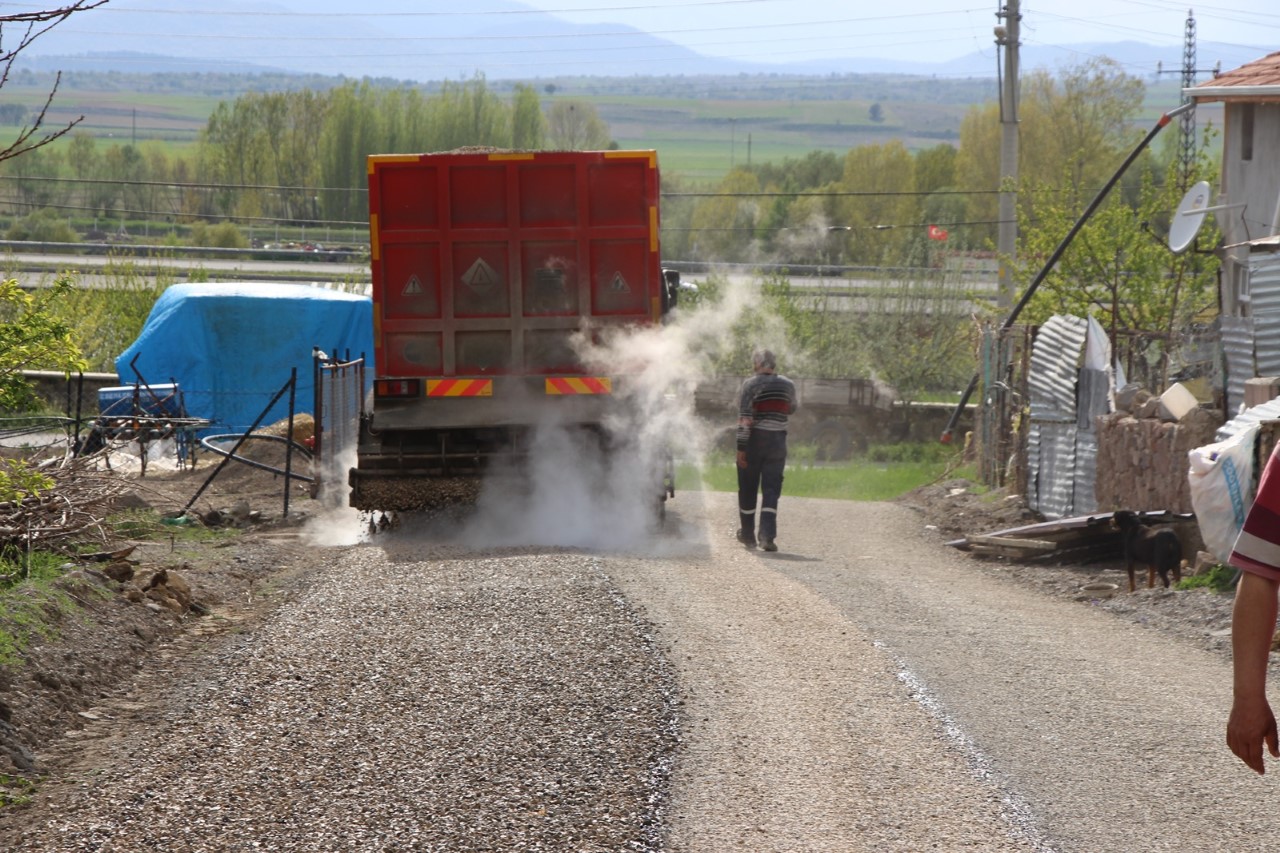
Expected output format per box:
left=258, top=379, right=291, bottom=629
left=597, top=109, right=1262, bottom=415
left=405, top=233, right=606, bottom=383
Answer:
left=1179, top=10, right=1197, bottom=189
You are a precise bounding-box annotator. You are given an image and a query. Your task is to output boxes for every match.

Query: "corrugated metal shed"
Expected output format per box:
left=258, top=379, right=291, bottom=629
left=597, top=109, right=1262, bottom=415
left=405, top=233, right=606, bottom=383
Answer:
left=1221, top=316, right=1256, bottom=415
left=1024, top=315, right=1102, bottom=519
left=1030, top=422, right=1079, bottom=519
left=1217, top=396, right=1280, bottom=441
left=1250, top=255, right=1280, bottom=383
left=1026, top=420, right=1042, bottom=513
left=1077, top=368, right=1110, bottom=430
left=1028, top=315, right=1087, bottom=421
left=1073, top=428, right=1098, bottom=515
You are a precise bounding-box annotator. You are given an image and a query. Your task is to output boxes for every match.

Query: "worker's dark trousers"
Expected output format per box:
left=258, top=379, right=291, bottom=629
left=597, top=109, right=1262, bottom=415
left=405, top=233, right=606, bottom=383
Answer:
left=738, top=430, right=787, bottom=540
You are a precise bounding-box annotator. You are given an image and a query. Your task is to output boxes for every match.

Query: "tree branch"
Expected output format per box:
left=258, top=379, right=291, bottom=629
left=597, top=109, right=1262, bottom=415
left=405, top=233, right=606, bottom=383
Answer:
left=0, top=3, right=109, bottom=164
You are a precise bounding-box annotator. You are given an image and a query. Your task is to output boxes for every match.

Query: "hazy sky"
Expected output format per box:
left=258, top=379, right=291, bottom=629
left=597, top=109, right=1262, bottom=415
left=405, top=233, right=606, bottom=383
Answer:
left=20, top=0, right=1280, bottom=80
left=519, top=0, right=1278, bottom=65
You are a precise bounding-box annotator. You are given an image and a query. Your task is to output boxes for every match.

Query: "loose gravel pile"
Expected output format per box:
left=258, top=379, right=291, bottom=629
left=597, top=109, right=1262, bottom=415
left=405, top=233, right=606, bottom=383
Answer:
left=9, top=547, right=677, bottom=852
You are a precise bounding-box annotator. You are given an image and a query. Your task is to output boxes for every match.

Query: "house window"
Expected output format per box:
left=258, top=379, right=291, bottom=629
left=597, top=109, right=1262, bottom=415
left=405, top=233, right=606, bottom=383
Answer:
left=1242, top=103, right=1255, bottom=161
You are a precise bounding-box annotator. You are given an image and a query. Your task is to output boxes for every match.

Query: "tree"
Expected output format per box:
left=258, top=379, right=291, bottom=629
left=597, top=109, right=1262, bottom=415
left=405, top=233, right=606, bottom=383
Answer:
left=545, top=100, right=611, bottom=150
left=1015, top=146, right=1221, bottom=388
left=1018, top=58, right=1147, bottom=202
left=0, top=3, right=109, bottom=165
left=953, top=58, right=1149, bottom=250
left=688, top=168, right=762, bottom=261
left=0, top=4, right=99, bottom=407
left=0, top=278, right=86, bottom=412
left=832, top=141, right=917, bottom=264
left=511, top=84, right=546, bottom=150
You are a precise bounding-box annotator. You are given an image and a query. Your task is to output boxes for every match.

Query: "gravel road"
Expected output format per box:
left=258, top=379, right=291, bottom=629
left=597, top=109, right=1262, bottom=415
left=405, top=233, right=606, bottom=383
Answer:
left=3, top=489, right=1279, bottom=851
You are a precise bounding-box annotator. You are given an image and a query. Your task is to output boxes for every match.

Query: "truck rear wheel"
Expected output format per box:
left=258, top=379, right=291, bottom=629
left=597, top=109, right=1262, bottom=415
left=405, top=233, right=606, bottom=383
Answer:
left=811, top=419, right=854, bottom=462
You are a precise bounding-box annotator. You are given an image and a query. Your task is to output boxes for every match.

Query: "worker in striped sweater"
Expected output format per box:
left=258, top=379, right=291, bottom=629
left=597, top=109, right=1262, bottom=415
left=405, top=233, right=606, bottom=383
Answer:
left=736, top=348, right=798, bottom=552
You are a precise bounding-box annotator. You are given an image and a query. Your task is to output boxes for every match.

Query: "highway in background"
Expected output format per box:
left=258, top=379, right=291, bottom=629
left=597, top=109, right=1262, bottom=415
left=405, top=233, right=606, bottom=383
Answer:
left=3, top=246, right=370, bottom=287
left=5, top=245, right=1000, bottom=308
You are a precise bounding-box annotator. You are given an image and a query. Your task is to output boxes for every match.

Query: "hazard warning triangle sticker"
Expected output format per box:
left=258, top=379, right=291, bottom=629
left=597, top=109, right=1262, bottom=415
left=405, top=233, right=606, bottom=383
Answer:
left=402, top=274, right=424, bottom=295
left=463, top=258, right=499, bottom=292
left=609, top=272, right=630, bottom=293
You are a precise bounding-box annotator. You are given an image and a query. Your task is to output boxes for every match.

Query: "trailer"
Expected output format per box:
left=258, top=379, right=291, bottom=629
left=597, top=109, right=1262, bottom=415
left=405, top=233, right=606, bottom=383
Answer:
left=694, top=376, right=899, bottom=460
left=350, top=149, right=680, bottom=513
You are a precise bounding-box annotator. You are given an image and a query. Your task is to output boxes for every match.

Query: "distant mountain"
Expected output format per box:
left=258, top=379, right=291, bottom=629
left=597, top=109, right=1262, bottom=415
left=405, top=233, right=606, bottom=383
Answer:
left=17, top=1, right=1265, bottom=83
left=20, top=0, right=742, bottom=80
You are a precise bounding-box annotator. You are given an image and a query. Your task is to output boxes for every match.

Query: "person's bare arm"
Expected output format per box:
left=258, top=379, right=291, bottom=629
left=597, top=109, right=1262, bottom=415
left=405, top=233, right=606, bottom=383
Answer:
left=1228, top=571, right=1280, bottom=774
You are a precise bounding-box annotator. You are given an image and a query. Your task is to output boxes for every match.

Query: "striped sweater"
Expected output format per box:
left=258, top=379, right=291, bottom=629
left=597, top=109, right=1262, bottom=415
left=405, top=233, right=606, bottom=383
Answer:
left=736, top=372, right=798, bottom=451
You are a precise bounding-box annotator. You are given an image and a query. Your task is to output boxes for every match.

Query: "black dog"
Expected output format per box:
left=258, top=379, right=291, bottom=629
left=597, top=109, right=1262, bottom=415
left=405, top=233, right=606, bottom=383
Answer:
left=1113, top=511, right=1183, bottom=593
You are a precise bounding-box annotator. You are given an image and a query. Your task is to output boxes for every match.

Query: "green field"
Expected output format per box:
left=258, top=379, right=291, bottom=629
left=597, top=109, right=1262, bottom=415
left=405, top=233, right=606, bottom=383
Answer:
left=0, top=70, right=995, bottom=184
left=0, top=70, right=1209, bottom=186
left=682, top=444, right=970, bottom=502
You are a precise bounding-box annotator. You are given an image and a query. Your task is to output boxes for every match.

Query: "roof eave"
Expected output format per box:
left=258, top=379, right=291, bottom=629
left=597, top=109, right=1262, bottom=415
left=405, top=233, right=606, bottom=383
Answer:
left=1188, top=84, right=1280, bottom=101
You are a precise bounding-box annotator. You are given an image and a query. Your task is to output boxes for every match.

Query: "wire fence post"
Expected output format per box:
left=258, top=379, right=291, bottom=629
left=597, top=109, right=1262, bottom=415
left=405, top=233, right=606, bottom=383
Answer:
left=283, top=368, right=297, bottom=518
left=184, top=375, right=295, bottom=513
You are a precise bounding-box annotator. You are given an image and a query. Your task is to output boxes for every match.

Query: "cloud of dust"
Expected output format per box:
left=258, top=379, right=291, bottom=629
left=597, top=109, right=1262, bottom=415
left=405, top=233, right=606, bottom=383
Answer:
left=457, top=275, right=789, bottom=551
left=302, top=442, right=365, bottom=546
left=300, top=274, right=799, bottom=552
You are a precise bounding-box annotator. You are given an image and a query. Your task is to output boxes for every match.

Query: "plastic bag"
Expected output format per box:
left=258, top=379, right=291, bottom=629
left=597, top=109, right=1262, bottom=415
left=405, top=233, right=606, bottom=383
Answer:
left=1188, top=423, right=1259, bottom=562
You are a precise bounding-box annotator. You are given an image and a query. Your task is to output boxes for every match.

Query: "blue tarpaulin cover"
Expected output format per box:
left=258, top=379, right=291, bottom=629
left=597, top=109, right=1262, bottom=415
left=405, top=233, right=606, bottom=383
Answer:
left=115, top=282, right=373, bottom=433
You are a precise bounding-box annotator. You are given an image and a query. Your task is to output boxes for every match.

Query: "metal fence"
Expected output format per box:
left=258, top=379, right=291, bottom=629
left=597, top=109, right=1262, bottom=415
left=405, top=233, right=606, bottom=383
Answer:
left=313, top=351, right=365, bottom=501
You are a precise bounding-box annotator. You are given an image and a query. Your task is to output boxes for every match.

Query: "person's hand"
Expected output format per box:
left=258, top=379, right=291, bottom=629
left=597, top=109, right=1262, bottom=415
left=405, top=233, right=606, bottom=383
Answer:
left=1228, top=696, right=1280, bottom=774
left=736, top=450, right=747, bottom=469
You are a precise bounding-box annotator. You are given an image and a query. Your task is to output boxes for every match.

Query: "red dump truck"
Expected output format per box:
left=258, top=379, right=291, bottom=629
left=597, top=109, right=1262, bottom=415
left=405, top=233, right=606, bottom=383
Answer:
left=349, top=149, right=679, bottom=512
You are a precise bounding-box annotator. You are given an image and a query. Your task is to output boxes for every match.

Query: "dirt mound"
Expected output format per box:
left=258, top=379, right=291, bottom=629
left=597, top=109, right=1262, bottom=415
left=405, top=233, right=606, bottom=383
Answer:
left=895, top=477, right=1039, bottom=541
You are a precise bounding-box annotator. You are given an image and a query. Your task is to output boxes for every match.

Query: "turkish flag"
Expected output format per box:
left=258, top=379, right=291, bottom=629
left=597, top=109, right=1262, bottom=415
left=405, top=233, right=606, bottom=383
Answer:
left=927, top=224, right=949, bottom=241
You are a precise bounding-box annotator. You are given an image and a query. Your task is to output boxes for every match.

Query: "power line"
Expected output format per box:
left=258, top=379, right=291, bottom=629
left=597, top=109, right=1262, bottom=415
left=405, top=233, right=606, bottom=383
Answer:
left=0, top=172, right=1147, bottom=207
left=664, top=218, right=1008, bottom=233
left=3, top=197, right=367, bottom=229
left=667, top=189, right=1003, bottom=198
left=0, top=173, right=364, bottom=195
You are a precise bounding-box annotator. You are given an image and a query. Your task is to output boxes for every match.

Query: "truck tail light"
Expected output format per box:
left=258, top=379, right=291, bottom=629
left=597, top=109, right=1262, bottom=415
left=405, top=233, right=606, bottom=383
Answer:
left=375, top=379, right=420, bottom=398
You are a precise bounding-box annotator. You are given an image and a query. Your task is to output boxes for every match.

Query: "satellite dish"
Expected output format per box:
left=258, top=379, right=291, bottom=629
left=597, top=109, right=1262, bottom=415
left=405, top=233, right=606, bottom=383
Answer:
left=1169, top=180, right=1212, bottom=254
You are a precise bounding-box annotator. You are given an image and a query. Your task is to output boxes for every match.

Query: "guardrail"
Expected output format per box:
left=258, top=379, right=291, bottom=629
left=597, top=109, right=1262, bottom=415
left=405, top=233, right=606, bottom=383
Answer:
left=0, top=239, right=369, bottom=264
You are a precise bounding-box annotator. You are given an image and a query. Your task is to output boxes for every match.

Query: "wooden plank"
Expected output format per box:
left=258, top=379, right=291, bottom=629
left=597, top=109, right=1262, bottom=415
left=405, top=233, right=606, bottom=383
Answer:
left=968, top=544, right=1046, bottom=558
left=965, top=534, right=1058, bottom=551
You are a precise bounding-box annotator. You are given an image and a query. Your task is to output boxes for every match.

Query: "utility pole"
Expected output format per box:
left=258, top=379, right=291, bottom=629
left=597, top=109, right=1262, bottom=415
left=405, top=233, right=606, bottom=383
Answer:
left=995, top=1, right=1020, bottom=311
left=1179, top=10, right=1197, bottom=189
left=1156, top=10, right=1220, bottom=190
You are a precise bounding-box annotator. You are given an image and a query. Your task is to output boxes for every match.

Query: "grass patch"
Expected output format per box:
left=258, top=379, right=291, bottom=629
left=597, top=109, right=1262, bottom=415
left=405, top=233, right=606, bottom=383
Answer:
left=1176, top=562, right=1239, bottom=594
left=678, top=442, right=966, bottom=501
left=0, top=550, right=76, bottom=667
left=109, top=508, right=240, bottom=547
left=0, top=773, right=37, bottom=807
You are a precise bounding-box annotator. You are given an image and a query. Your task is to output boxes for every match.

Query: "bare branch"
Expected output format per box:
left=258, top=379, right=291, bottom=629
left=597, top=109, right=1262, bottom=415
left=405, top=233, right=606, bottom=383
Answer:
left=0, top=3, right=108, bottom=164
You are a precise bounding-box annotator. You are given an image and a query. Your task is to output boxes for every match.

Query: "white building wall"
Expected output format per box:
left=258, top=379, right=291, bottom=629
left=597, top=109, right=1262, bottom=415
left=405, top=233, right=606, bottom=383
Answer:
left=1223, top=103, right=1280, bottom=316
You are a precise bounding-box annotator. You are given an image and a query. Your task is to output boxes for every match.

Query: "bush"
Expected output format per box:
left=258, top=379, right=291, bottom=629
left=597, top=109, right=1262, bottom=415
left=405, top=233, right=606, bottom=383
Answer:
left=5, top=208, right=79, bottom=244
left=45, top=259, right=167, bottom=372
left=188, top=220, right=249, bottom=249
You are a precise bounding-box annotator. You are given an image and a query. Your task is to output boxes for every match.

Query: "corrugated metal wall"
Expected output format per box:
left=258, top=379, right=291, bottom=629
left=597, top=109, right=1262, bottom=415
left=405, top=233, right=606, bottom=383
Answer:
left=1250, top=256, right=1280, bottom=390
left=1027, top=315, right=1087, bottom=420
left=1025, top=315, right=1093, bottom=519
left=1221, top=316, right=1256, bottom=416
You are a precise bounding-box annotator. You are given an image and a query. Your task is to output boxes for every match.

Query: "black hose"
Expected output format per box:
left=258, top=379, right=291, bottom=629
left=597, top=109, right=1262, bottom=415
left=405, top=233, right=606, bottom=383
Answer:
left=198, top=433, right=315, bottom=483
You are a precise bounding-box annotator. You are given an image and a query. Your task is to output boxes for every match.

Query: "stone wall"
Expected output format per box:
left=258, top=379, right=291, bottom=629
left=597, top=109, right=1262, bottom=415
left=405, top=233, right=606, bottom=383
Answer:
left=1094, top=407, right=1222, bottom=514
left=21, top=371, right=119, bottom=416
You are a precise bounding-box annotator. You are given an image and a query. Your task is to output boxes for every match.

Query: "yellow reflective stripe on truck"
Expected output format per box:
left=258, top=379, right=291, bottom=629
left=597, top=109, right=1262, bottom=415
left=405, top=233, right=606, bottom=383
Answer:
left=426, top=379, right=493, bottom=397
left=545, top=377, right=613, bottom=395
